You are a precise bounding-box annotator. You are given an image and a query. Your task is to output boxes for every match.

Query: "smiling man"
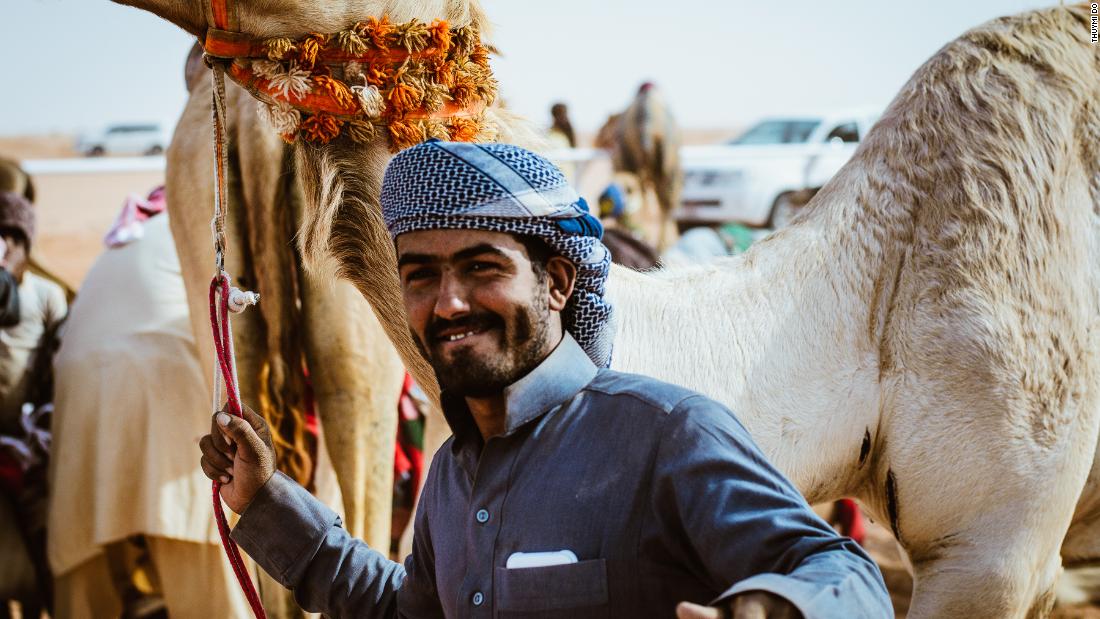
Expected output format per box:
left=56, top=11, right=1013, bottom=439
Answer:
left=199, top=141, right=890, bottom=619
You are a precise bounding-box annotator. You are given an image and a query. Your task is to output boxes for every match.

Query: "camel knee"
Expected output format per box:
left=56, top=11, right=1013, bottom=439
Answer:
left=908, top=547, right=1062, bottom=619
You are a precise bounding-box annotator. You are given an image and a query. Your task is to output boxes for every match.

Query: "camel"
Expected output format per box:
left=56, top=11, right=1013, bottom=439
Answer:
left=171, top=44, right=406, bottom=556
left=111, top=1, right=1100, bottom=617
left=595, top=83, right=684, bottom=250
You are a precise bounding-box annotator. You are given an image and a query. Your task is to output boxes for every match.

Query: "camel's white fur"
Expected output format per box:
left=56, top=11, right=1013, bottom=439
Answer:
left=114, top=0, right=1100, bottom=616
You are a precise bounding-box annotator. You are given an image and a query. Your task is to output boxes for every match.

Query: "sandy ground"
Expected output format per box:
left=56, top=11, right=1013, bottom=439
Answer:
left=31, top=171, right=167, bottom=286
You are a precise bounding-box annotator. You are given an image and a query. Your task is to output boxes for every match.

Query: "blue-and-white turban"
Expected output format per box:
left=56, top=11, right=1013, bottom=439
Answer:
left=381, top=140, right=614, bottom=367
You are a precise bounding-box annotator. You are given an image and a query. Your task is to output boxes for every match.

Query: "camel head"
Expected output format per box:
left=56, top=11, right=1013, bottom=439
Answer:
left=132, top=0, right=541, bottom=378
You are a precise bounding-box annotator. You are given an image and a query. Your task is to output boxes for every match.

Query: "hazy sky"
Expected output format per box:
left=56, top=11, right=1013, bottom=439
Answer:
left=3, top=0, right=1052, bottom=138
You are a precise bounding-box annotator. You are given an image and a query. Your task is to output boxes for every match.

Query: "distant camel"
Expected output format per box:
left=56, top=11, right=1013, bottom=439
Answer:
left=595, top=83, right=683, bottom=250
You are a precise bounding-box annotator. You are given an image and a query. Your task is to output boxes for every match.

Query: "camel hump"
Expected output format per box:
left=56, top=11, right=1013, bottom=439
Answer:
left=851, top=4, right=1099, bottom=277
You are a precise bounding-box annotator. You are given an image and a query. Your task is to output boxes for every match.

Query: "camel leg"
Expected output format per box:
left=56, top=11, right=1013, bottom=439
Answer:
left=876, top=386, right=1099, bottom=618
left=165, top=76, right=220, bottom=397
left=1059, top=427, right=1100, bottom=603
left=298, top=275, right=404, bottom=550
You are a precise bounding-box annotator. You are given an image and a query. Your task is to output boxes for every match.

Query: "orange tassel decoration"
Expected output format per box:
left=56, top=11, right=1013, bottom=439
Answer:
left=429, top=59, right=456, bottom=88
left=469, top=45, right=491, bottom=69
left=297, top=33, right=328, bottom=69
left=300, top=114, right=343, bottom=144
left=364, top=16, right=394, bottom=51
left=366, top=58, right=395, bottom=87
left=389, top=120, right=426, bottom=151
left=238, top=17, right=496, bottom=150
left=451, top=70, right=477, bottom=106
left=387, top=82, right=422, bottom=115
left=428, top=20, right=452, bottom=56
left=312, top=75, right=357, bottom=111
left=448, top=117, right=480, bottom=143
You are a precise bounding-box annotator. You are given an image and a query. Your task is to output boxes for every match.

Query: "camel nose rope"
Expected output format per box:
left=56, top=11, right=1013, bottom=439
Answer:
left=207, top=59, right=268, bottom=619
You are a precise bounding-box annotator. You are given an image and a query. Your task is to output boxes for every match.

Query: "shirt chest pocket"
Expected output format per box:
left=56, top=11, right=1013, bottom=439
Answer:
left=494, top=559, right=609, bottom=618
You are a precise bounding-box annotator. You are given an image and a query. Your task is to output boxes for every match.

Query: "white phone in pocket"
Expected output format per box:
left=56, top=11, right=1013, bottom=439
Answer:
left=505, top=549, right=579, bottom=569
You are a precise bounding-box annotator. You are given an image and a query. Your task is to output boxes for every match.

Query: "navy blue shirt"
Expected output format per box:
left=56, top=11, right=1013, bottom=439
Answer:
left=233, top=335, right=890, bottom=618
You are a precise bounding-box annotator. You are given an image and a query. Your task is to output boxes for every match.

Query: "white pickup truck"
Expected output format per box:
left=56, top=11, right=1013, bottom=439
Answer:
left=677, top=110, right=880, bottom=228
left=77, top=123, right=172, bottom=157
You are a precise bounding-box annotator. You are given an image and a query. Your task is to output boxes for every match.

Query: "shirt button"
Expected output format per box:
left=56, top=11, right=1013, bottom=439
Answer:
left=472, top=591, right=484, bottom=606
left=475, top=509, right=490, bottom=524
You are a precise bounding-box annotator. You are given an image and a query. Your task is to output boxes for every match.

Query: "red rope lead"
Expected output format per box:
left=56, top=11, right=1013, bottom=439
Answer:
left=210, top=273, right=268, bottom=619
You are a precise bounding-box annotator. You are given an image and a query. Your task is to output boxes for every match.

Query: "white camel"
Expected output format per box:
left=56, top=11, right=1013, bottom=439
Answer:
left=111, top=0, right=1100, bottom=616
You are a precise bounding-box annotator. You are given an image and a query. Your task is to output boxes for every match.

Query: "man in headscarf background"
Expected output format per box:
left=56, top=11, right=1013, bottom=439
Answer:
left=200, top=141, right=890, bottom=618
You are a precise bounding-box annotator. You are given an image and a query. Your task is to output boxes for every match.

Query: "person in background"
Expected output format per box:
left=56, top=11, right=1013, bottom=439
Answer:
left=0, top=190, right=67, bottom=618
left=0, top=192, right=65, bottom=434
left=48, top=187, right=254, bottom=618
left=0, top=159, right=75, bottom=305
left=0, top=237, right=22, bottom=328
left=547, top=102, right=579, bottom=185
left=596, top=182, right=659, bottom=270
left=549, top=102, right=577, bottom=148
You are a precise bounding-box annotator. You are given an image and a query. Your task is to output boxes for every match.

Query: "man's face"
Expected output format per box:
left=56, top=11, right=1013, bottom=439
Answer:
left=0, top=232, right=27, bottom=282
left=397, top=229, right=571, bottom=397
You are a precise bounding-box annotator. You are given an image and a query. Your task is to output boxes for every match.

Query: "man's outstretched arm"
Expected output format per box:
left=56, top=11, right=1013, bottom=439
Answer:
left=656, top=397, right=892, bottom=619
left=199, top=408, right=441, bottom=618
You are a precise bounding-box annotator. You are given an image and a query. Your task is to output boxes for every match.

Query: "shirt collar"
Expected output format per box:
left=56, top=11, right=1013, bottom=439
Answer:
left=442, top=333, right=598, bottom=450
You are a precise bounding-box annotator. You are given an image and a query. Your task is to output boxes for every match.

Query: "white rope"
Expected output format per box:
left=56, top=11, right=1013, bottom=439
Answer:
left=227, top=287, right=260, bottom=314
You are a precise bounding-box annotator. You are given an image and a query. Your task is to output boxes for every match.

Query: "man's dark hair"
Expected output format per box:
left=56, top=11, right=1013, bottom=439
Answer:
left=0, top=226, right=27, bottom=247
left=514, top=234, right=554, bottom=277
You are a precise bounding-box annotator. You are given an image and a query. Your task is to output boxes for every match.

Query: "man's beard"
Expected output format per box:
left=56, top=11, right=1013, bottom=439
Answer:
left=412, top=296, right=552, bottom=398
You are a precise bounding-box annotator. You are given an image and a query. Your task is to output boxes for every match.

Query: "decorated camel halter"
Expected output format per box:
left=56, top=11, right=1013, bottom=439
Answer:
left=203, top=17, right=499, bottom=150
left=199, top=2, right=500, bottom=616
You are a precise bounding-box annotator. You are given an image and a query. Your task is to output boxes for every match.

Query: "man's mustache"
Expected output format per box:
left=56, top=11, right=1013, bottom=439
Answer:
left=425, top=312, right=505, bottom=343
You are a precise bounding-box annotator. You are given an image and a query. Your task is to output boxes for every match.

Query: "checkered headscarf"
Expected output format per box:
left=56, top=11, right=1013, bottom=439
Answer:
left=381, top=140, right=614, bottom=367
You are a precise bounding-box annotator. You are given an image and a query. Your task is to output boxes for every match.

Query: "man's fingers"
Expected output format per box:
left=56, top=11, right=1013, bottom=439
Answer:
left=199, top=434, right=233, bottom=469
left=240, top=404, right=276, bottom=450
left=200, top=455, right=232, bottom=484
left=216, top=411, right=269, bottom=463
left=210, top=411, right=233, bottom=453
left=241, top=404, right=266, bottom=432
left=676, top=602, right=720, bottom=619
left=729, top=591, right=798, bottom=619
left=731, top=597, right=767, bottom=619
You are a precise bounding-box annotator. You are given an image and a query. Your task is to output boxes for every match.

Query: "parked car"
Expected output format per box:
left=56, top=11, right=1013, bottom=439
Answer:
left=78, top=123, right=171, bottom=157
left=677, top=109, right=880, bottom=228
